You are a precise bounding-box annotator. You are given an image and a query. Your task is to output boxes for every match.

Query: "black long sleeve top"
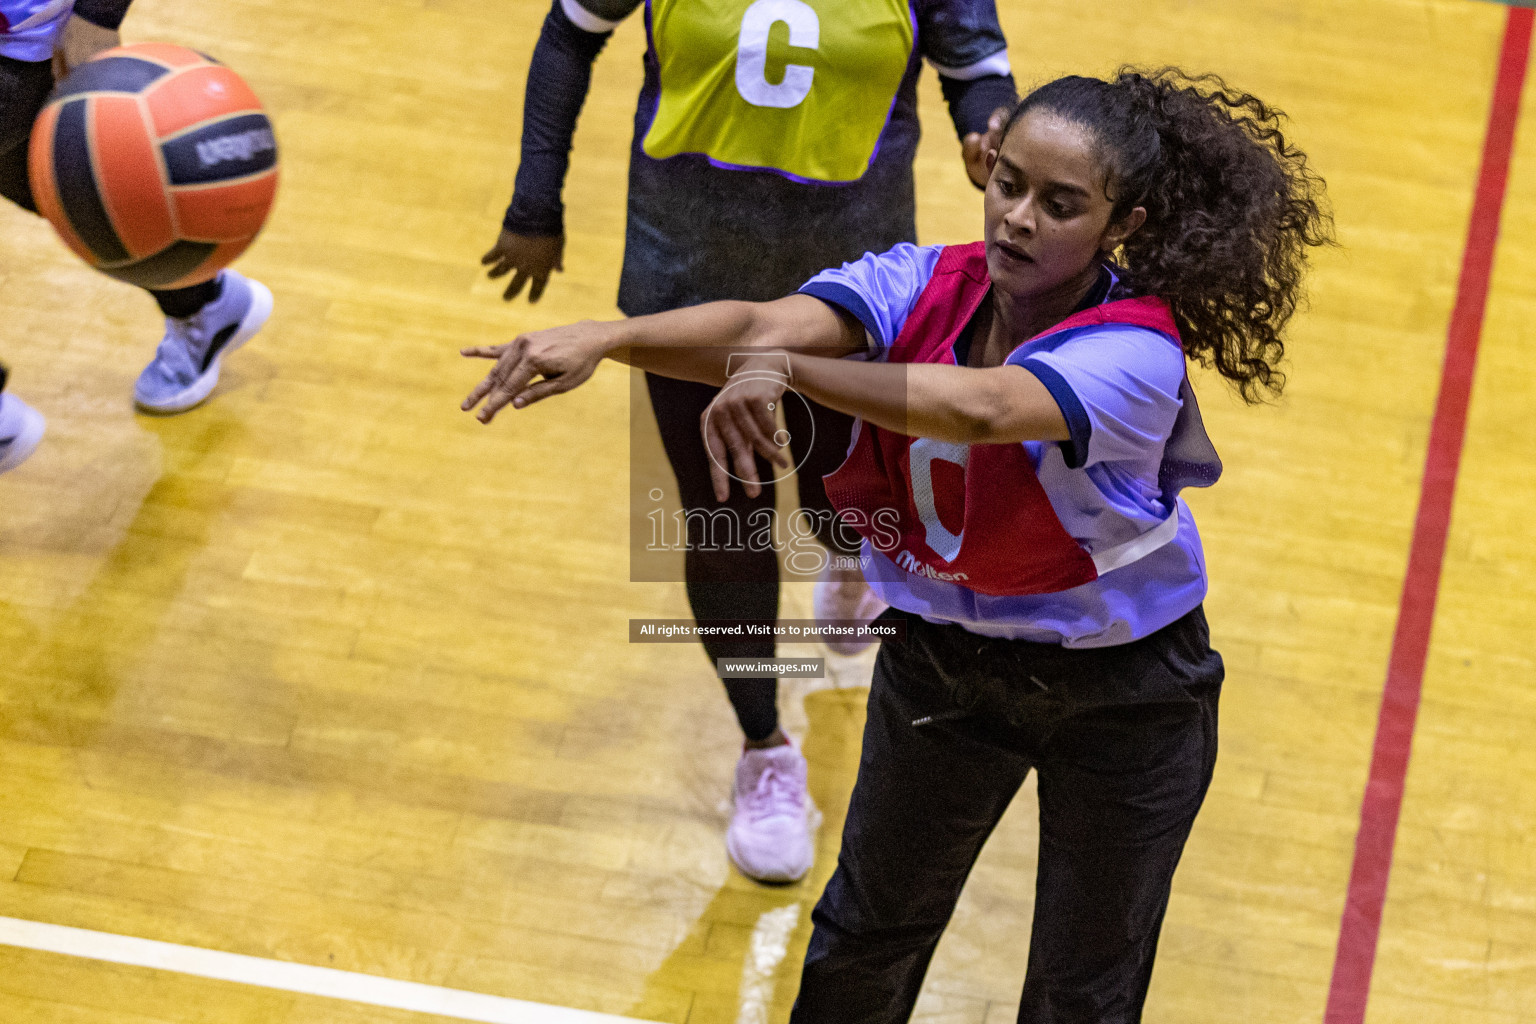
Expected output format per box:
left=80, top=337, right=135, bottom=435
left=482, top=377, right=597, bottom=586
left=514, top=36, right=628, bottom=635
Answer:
left=505, top=0, right=1016, bottom=316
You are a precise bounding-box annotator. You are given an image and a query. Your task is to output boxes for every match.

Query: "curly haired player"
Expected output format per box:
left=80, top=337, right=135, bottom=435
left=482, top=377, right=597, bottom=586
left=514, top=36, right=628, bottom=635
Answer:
left=465, top=67, right=1332, bottom=1021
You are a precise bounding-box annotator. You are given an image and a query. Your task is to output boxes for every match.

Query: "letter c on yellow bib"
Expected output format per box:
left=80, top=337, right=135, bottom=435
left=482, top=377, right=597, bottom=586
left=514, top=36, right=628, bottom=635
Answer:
left=643, top=0, right=914, bottom=183
left=735, top=0, right=818, bottom=108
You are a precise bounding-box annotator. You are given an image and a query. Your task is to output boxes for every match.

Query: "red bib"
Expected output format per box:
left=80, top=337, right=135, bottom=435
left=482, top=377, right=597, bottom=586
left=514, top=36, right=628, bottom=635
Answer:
left=822, top=242, right=1186, bottom=598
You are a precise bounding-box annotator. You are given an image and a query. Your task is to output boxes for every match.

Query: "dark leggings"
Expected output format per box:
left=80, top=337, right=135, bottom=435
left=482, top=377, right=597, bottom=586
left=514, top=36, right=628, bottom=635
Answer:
left=646, top=372, right=859, bottom=742
left=0, top=54, right=219, bottom=319
left=793, top=608, right=1223, bottom=1023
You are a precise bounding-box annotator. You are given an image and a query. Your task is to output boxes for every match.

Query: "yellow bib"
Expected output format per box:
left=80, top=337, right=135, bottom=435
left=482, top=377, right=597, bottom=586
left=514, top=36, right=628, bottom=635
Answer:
left=643, top=0, right=914, bottom=184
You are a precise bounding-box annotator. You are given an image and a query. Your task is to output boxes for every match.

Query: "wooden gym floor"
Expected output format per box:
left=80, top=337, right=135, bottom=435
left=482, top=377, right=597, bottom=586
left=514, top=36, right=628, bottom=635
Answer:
left=1, top=0, right=1532, bottom=1021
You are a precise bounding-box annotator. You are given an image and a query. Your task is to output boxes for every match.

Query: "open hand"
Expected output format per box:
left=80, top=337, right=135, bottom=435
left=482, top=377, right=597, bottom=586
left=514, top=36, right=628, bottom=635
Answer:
left=702, top=360, right=793, bottom=501
left=962, top=106, right=1011, bottom=189
left=461, top=320, right=616, bottom=423
left=481, top=228, right=565, bottom=303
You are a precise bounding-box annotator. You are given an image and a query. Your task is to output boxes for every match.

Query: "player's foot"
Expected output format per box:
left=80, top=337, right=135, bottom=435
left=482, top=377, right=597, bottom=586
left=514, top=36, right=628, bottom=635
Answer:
left=0, top=393, right=46, bottom=476
left=135, top=270, right=273, bottom=414
left=727, top=739, right=815, bottom=884
left=813, top=564, right=887, bottom=655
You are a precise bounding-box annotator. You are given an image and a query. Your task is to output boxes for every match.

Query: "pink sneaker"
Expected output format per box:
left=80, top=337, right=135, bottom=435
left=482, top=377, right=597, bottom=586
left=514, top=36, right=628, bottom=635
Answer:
left=727, top=741, right=814, bottom=883
left=813, top=566, right=888, bottom=655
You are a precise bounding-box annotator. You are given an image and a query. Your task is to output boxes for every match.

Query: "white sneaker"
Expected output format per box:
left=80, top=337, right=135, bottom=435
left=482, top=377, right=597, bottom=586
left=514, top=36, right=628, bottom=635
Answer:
left=0, top=393, right=45, bottom=475
left=726, top=740, right=815, bottom=884
left=813, top=564, right=887, bottom=655
left=134, top=269, right=273, bottom=414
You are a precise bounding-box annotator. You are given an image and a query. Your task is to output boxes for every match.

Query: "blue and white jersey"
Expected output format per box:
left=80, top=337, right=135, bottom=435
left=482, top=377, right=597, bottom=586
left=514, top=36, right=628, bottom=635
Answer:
left=0, top=0, right=73, bottom=61
left=801, top=242, right=1215, bottom=648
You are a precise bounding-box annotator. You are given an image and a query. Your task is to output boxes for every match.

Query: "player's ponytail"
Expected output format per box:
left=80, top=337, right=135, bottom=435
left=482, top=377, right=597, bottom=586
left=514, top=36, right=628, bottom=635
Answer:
left=1010, top=69, right=1333, bottom=401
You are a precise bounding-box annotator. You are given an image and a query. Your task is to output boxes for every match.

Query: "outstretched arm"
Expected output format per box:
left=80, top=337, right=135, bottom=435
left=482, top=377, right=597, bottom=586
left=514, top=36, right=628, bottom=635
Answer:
left=460, top=294, right=864, bottom=423
left=699, top=352, right=1068, bottom=501
left=787, top=353, right=1066, bottom=444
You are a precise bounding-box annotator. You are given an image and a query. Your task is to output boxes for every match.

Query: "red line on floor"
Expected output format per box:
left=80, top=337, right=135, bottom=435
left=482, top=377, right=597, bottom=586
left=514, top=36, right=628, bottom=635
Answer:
left=1323, top=8, right=1533, bottom=1023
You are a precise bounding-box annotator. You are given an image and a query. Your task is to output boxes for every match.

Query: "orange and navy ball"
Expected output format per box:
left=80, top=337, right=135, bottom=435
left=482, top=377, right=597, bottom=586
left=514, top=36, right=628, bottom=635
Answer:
left=27, top=43, right=278, bottom=290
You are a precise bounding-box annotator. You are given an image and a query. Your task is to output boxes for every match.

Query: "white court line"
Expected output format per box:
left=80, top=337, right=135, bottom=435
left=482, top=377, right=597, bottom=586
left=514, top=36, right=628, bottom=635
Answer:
left=734, top=904, right=800, bottom=1024
left=0, top=916, right=654, bottom=1024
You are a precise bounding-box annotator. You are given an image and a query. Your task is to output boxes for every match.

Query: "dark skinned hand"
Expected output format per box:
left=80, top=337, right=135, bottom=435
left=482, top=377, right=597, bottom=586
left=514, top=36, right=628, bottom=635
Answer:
left=961, top=106, right=1012, bottom=189
left=481, top=228, right=565, bottom=303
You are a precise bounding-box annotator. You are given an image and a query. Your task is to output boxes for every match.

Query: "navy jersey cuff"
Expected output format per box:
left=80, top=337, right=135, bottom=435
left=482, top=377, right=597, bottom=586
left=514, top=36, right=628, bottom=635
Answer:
left=799, top=282, right=882, bottom=353
left=940, top=73, right=1018, bottom=140
left=1017, top=357, right=1091, bottom=469
left=504, top=198, right=563, bottom=236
